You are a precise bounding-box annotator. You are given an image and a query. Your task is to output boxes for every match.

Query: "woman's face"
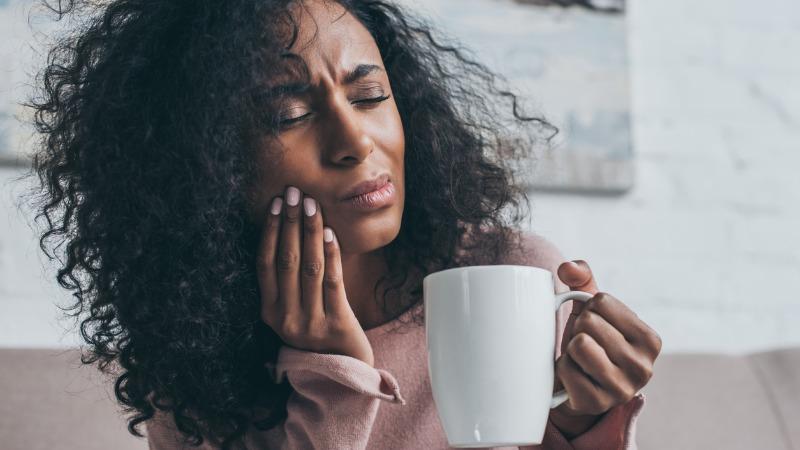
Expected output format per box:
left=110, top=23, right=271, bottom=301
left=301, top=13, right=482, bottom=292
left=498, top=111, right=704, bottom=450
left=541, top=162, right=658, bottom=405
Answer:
left=249, top=0, right=405, bottom=255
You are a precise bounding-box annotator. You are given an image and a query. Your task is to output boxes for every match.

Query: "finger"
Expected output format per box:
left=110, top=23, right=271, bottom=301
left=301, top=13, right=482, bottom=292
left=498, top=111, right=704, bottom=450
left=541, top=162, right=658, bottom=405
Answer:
left=573, top=309, right=652, bottom=387
left=566, top=332, right=635, bottom=402
left=560, top=310, right=580, bottom=357
left=585, top=292, right=663, bottom=359
left=555, top=353, right=611, bottom=416
left=301, top=196, right=325, bottom=318
left=557, top=260, right=599, bottom=294
left=322, top=227, right=350, bottom=317
left=557, top=260, right=598, bottom=319
left=277, top=186, right=302, bottom=318
left=257, top=196, right=283, bottom=322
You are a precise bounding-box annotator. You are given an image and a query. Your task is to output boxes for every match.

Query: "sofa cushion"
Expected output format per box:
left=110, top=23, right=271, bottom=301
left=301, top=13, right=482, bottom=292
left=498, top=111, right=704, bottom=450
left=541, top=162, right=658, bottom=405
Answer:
left=0, top=347, right=146, bottom=450
left=637, top=347, right=800, bottom=450
left=1, top=346, right=799, bottom=450
left=750, top=348, right=800, bottom=448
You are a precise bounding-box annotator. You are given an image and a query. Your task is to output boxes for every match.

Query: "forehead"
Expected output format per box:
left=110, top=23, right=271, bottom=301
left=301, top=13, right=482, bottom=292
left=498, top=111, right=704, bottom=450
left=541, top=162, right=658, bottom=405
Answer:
left=283, top=0, right=383, bottom=81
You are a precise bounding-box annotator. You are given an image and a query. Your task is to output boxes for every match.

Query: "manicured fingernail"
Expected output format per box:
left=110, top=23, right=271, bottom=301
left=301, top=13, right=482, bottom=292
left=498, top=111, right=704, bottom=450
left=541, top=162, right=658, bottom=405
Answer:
left=303, top=197, right=316, bottom=216
left=270, top=197, right=283, bottom=215
left=285, top=186, right=300, bottom=206
left=323, top=227, right=333, bottom=243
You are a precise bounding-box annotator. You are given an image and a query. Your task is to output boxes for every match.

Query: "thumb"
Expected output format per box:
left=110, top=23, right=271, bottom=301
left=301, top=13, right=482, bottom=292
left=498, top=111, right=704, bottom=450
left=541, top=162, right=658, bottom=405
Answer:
left=557, top=260, right=598, bottom=294
left=557, top=260, right=598, bottom=356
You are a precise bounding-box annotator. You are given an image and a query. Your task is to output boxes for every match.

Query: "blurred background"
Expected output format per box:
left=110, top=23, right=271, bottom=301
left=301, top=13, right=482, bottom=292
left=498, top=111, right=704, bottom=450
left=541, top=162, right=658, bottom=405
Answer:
left=1, top=0, right=799, bottom=449
left=4, top=0, right=799, bottom=353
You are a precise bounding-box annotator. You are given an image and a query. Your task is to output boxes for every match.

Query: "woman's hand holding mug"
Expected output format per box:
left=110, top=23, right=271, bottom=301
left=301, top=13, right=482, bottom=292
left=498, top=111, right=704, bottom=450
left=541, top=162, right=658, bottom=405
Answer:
left=549, top=260, right=663, bottom=438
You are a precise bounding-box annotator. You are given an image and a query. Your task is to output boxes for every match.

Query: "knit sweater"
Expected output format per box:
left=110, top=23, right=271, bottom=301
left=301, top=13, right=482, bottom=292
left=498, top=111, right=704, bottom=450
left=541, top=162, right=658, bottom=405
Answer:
left=145, top=232, right=645, bottom=449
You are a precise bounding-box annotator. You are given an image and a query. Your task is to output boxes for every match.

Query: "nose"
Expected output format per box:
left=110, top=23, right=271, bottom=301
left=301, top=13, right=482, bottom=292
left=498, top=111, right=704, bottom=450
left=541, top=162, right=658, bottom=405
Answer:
left=323, top=94, right=375, bottom=165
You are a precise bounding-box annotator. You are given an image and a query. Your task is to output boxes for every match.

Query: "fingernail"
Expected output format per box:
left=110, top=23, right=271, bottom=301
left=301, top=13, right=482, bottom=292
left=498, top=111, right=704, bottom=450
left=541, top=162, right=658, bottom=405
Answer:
left=285, top=186, right=300, bottom=206
left=270, top=197, right=283, bottom=215
left=323, top=227, right=333, bottom=243
left=567, top=261, right=580, bottom=269
left=303, top=197, right=316, bottom=216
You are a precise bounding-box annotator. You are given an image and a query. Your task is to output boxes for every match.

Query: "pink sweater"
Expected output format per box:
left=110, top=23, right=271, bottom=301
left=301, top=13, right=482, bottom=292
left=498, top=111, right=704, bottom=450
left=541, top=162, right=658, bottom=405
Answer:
left=146, top=232, right=645, bottom=449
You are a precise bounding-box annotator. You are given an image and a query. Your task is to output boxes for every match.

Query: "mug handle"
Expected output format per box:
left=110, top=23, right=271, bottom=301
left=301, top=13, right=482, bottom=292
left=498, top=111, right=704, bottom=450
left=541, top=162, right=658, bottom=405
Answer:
left=550, top=290, right=594, bottom=409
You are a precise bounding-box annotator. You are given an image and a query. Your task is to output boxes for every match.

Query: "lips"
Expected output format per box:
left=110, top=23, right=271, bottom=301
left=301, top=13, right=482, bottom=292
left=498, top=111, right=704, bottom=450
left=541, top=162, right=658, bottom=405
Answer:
left=340, top=173, right=391, bottom=201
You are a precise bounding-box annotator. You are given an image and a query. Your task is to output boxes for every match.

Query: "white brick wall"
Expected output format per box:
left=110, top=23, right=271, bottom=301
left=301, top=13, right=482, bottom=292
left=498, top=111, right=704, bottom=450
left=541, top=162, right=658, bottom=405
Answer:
left=1, top=168, right=78, bottom=348
left=527, top=0, right=800, bottom=353
left=2, top=0, right=800, bottom=352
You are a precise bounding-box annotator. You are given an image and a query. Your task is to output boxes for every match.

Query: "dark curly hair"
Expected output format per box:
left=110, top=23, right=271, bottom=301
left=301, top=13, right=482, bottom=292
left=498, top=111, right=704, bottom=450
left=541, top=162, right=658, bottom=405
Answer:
left=19, top=0, right=559, bottom=447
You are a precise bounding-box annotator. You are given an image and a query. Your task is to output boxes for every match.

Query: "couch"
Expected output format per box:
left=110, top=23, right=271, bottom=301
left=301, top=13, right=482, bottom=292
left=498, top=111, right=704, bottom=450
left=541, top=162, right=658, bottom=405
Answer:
left=1, top=347, right=798, bottom=450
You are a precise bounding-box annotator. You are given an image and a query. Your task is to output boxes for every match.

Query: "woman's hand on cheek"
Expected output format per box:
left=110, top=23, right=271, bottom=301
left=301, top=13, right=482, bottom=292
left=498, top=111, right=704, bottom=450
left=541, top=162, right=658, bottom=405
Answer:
left=548, top=260, right=662, bottom=438
left=256, top=186, right=375, bottom=367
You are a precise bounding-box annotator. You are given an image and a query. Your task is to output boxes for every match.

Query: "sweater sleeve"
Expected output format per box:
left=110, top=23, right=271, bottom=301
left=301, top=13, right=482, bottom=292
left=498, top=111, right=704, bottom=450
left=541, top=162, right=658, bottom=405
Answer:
left=266, top=345, right=406, bottom=449
left=514, top=232, right=646, bottom=450
left=145, top=345, right=406, bottom=450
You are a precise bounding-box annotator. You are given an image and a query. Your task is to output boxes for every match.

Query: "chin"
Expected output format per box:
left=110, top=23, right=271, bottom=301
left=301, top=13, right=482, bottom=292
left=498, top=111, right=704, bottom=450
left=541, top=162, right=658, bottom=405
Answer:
left=334, top=206, right=403, bottom=255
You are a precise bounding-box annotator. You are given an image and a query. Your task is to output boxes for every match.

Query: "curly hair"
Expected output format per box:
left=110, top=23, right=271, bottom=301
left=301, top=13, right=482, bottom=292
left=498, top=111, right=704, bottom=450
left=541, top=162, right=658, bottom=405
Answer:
left=19, top=0, right=559, bottom=447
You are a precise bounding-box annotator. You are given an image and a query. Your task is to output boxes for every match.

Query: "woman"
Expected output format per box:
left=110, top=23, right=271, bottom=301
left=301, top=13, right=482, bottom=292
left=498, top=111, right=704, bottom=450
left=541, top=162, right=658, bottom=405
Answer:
left=24, top=0, right=662, bottom=448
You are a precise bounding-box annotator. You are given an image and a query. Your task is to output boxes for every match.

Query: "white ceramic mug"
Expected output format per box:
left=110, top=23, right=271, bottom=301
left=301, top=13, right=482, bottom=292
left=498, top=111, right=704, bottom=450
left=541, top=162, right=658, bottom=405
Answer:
left=423, top=264, right=592, bottom=448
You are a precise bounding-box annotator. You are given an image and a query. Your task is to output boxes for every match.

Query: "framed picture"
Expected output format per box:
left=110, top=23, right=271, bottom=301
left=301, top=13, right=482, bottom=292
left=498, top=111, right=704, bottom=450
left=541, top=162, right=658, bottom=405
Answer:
left=398, top=0, right=633, bottom=193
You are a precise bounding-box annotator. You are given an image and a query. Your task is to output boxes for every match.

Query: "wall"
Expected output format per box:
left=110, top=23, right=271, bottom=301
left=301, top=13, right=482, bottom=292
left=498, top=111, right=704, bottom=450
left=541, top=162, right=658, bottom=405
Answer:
left=527, top=0, right=800, bottom=353
left=2, top=0, right=799, bottom=352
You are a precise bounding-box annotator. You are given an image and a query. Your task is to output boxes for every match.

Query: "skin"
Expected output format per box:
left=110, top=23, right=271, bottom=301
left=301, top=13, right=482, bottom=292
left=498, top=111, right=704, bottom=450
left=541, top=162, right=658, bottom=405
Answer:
left=251, top=0, right=662, bottom=437
left=550, top=260, right=663, bottom=437
left=249, top=0, right=406, bottom=333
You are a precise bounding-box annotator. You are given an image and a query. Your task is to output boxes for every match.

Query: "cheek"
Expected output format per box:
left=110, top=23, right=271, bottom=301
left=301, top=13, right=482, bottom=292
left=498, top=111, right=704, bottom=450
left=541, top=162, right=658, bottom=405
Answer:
left=253, top=149, right=305, bottom=204
left=373, top=103, right=405, bottom=163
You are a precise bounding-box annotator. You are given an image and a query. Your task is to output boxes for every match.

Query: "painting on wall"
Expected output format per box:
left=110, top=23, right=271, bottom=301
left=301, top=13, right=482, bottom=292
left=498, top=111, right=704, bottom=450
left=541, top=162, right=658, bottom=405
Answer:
left=398, top=0, right=634, bottom=193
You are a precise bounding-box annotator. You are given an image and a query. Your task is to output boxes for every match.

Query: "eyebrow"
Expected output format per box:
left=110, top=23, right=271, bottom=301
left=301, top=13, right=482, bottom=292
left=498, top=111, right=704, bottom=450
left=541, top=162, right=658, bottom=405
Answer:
left=265, top=63, right=384, bottom=98
left=342, top=63, right=383, bottom=84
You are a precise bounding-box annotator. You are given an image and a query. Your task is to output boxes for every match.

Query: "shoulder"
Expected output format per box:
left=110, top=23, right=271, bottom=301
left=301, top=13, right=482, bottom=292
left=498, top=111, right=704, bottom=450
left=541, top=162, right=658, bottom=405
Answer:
left=499, top=230, right=569, bottom=293
left=500, top=230, right=566, bottom=270
left=459, top=226, right=569, bottom=292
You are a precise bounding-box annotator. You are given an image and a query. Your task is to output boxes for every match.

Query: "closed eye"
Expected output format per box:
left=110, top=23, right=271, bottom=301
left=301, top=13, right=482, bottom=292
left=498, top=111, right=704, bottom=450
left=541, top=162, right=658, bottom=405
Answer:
left=352, top=94, right=391, bottom=105
left=278, top=113, right=312, bottom=127
left=278, top=94, right=392, bottom=128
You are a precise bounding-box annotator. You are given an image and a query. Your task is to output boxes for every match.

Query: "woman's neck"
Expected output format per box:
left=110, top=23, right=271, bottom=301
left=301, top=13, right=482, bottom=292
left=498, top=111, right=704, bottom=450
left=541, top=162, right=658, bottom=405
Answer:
left=340, top=249, right=393, bottom=330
